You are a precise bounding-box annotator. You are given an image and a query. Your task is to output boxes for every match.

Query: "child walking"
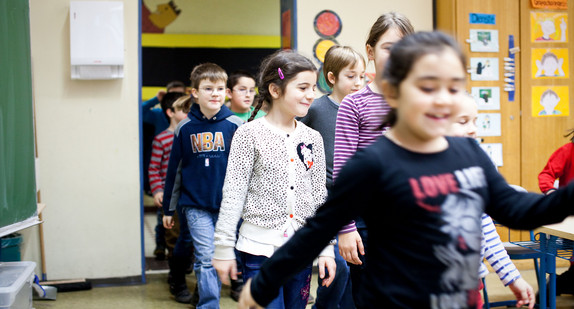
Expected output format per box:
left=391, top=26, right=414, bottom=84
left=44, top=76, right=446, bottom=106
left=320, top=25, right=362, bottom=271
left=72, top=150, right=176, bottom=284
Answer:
left=448, top=95, right=535, bottom=308
left=226, top=70, right=266, bottom=122
left=162, top=63, right=243, bottom=309
left=298, top=45, right=365, bottom=309
left=334, top=12, right=414, bottom=302
left=149, top=92, right=198, bottom=304
left=212, top=50, right=336, bottom=309
left=538, top=128, right=574, bottom=296
left=237, top=31, right=574, bottom=309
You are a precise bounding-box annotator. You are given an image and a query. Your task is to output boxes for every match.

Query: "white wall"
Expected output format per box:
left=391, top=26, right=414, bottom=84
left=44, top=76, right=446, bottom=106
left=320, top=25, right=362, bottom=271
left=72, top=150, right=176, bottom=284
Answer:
left=296, top=1, right=434, bottom=75
left=28, top=0, right=141, bottom=279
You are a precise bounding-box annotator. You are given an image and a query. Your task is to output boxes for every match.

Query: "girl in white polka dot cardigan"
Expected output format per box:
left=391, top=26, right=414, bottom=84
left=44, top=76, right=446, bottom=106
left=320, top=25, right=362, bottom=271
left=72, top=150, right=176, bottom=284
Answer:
left=212, top=50, right=336, bottom=309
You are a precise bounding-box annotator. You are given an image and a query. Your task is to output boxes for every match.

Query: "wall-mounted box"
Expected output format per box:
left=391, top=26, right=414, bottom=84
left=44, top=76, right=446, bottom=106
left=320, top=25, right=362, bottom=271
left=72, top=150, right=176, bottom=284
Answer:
left=70, top=1, right=124, bottom=80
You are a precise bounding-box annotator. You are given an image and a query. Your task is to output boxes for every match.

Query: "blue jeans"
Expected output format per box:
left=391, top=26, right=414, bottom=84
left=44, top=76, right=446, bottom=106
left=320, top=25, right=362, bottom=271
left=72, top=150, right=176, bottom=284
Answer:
left=155, top=209, right=166, bottom=248
left=349, top=227, right=368, bottom=308
left=241, top=252, right=312, bottom=309
left=184, top=207, right=221, bottom=309
left=173, top=205, right=193, bottom=258
left=313, top=242, right=355, bottom=309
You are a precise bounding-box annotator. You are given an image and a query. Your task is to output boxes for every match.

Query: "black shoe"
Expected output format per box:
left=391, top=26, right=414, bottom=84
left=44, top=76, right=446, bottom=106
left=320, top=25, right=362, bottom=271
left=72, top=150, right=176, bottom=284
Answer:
left=190, top=284, right=199, bottom=307
left=174, top=289, right=193, bottom=304
left=556, top=265, right=574, bottom=296
left=230, top=275, right=244, bottom=302
left=154, top=245, right=166, bottom=260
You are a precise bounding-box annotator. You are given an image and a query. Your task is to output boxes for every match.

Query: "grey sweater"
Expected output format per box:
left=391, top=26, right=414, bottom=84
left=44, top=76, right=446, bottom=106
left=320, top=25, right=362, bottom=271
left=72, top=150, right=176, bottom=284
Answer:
left=298, top=95, right=339, bottom=189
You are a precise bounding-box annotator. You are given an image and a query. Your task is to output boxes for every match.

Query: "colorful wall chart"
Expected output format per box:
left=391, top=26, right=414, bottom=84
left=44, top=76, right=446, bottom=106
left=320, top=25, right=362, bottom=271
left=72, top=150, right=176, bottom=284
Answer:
left=531, top=86, right=570, bottom=117
left=532, top=48, right=569, bottom=79
left=531, top=11, right=568, bottom=42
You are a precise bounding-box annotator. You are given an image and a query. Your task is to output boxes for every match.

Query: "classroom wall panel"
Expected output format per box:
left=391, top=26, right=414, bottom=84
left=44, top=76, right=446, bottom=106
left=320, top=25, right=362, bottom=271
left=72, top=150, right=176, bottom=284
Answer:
left=295, top=0, right=434, bottom=80
left=29, top=0, right=141, bottom=279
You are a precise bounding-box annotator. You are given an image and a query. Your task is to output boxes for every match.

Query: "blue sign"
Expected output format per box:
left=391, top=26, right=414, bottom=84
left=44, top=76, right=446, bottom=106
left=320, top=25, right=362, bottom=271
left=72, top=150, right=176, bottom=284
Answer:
left=469, top=13, right=496, bottom=25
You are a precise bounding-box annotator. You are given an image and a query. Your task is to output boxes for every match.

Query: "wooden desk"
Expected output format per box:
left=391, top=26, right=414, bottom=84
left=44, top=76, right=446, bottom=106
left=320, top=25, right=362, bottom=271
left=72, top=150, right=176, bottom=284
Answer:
left=535, top=216, right=574, bottom=309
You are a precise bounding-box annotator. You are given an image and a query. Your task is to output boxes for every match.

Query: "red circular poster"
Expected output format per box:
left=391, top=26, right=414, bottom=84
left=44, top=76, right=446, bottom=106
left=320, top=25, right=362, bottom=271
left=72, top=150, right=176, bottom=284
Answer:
left=314, top=10, right=342, bottom=38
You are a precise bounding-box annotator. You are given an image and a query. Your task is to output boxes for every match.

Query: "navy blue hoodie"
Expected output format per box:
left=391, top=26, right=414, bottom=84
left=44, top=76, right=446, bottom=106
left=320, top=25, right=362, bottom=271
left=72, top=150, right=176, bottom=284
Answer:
left=162, top=103, right=243, bottom=215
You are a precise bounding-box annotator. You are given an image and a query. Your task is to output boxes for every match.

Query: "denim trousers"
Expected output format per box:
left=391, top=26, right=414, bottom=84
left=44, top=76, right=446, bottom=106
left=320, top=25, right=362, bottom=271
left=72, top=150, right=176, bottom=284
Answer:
left=183, top=207, right=221, bottom=309
left=312, top=242, right=355, bottom=309
left=155, top=208, right=166, bottom=247
left=241, top=251, right=312, bottom=309
left=173, top=205, right=193, bottom=258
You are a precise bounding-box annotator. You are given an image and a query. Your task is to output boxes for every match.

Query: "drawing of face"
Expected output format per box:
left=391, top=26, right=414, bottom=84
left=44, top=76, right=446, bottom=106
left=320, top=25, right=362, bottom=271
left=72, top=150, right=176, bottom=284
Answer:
left=541, top=56, right=560, bottom=76
left=540, top=90, right=560, bottom=114
left=540, top=20, right=556, bottom=37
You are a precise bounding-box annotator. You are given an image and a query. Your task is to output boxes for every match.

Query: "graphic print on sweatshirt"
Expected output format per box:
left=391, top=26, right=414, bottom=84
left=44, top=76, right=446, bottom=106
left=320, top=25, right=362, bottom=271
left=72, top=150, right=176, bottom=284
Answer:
left=190, top=132, right=225, bottom=153
left=409, top=166, right=486, bottom=308
left=296, top=142, right=314, bottom=170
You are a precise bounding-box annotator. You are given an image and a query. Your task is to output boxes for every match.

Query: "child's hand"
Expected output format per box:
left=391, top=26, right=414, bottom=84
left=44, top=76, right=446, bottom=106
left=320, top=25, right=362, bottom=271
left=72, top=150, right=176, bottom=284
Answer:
left=162, top=215, right=174, bottom=229
left=338, top=231, right=365, bottom=265
left=212, top=258, right=237, bottom=286
left=156, top=90, right=166, bottom=102
left=508, top=277, right=534, bottom=309
left=238, top=278, right=264, bottom=309
left=318, top=256, right=336, bottom=287
left=153, top=192, right=163, bottom=207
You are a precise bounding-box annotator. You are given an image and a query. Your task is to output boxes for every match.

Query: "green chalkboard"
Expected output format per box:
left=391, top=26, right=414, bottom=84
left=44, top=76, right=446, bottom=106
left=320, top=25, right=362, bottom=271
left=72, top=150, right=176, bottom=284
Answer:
left=0, top=0, right=38, bottom=231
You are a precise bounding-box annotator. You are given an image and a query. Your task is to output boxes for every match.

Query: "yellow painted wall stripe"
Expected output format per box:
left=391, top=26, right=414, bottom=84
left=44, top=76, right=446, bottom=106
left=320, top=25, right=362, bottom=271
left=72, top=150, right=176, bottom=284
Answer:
left=142, top=34, right=281, bottom=48
left=142, top=87, right=165, bottom=101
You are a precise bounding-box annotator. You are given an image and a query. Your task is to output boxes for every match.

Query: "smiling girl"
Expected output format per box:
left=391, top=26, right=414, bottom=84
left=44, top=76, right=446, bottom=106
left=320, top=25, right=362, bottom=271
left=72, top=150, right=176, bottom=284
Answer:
left=212, top=50, right=336, bottom=309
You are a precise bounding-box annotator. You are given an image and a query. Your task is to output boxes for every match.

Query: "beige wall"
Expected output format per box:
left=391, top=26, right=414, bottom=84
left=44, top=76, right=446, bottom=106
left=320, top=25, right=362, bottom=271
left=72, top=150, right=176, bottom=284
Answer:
left=27, top=0, right=141, bottom=279
left=296, top=1, right=434, bottom=75
left=144, top=0, right=280, bottom=35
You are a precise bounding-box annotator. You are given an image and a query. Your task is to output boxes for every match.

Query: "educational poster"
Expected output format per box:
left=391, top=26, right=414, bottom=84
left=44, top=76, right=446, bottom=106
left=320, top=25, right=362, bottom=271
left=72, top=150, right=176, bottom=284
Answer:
left=471, top=87, right=500, bottom=110
left=530, top=12, right=568, bottom=42
left=532, top=86, right=569, bottom=117
left=480, top=143, right=503, bottom=167
left=469, top=29, right=499, bottom=52
left=476, top=113, right=501, bottom=136
left=532, top=48, right=569, bottom=79
left=470, top=57, right=499, bottom=81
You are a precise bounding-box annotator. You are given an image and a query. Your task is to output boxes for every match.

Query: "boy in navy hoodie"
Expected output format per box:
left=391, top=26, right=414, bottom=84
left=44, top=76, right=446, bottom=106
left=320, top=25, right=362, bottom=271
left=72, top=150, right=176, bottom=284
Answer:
left=163, top=63, right=242, bottom=308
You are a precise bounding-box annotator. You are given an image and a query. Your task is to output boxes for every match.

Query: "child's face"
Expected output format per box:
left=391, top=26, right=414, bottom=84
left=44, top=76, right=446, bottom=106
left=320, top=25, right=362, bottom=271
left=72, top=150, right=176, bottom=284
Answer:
left=542, top=57, right=559, bottom=75
left=173, top=109, right=188, bottom=124
left=227, top=77, right=256, bottom=113
left=448, top=96, right=478, bottom=138
left=367, top=27, right=403, bottom=75
left=331, top=61, right=365, bottom=98
left=390, top=48, right=466, bottom=142
left=191, top=79, right=226, bottom=115
left=274, top=70, right=316, bottom=118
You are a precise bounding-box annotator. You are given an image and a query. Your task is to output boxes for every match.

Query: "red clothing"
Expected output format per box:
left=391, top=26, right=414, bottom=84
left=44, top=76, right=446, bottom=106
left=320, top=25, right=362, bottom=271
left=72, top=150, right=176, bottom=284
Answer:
left=539, top=142, right=574, bottom=194
left=149, top=129, right=174, bottom=196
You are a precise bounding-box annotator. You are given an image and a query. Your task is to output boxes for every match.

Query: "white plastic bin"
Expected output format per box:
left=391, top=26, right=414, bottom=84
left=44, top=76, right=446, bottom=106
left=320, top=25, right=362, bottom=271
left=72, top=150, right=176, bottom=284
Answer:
left=0, top=262, right=35, bottom=309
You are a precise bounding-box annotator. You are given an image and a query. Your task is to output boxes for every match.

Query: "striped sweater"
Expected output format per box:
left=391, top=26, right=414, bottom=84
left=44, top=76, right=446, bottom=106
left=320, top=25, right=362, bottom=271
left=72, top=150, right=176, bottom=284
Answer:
left=148, top=129, right=174, bottom=196
left=479, top=214, right=521, bottom=285
left=333, top=84, right=390, bottom=233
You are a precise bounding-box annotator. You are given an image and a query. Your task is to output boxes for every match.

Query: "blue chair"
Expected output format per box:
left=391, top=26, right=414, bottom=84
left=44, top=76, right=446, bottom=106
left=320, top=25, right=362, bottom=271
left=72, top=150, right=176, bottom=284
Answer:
left=482, top=185, right=542, bottom=308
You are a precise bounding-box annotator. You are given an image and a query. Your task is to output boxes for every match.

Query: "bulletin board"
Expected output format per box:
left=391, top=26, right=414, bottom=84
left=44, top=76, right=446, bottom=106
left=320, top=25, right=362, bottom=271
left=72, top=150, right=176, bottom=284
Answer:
left=0, top=0, right=39, bottom=237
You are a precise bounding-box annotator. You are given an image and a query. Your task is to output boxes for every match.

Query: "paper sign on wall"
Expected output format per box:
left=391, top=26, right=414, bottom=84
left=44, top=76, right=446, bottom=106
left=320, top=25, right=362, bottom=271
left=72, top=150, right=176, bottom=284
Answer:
left=470, top=58, right=499, bottom=81
left=532, top=48, right=569, bottom=79
left=477, top=113, right=501, bottom=137
left=532, top=86, right=570, bottom=117
left=480, top=143, right=503, bottom=167
left=471, top=87, right=500, bottom=110
left=531, top=12, right=568, bottom=42
left=469, top=29, right=499, bottom=52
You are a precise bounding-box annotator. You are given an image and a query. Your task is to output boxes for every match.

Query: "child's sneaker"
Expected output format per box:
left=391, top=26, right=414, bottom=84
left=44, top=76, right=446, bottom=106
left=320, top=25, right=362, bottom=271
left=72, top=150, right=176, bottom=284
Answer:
left=154, top=245, right=166, bottom=260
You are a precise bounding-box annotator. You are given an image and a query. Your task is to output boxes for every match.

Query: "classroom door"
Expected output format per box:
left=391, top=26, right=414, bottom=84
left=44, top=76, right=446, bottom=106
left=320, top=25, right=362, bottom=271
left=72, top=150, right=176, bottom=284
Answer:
left=437, top=0, right=522, bottom=187
left=519, top=0, right=574, bottom=192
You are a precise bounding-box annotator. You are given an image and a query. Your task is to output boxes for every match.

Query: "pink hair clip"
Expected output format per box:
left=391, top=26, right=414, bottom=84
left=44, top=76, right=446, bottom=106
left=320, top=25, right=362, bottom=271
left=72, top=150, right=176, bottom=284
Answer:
left=278, top=68, right=284, bottom=80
